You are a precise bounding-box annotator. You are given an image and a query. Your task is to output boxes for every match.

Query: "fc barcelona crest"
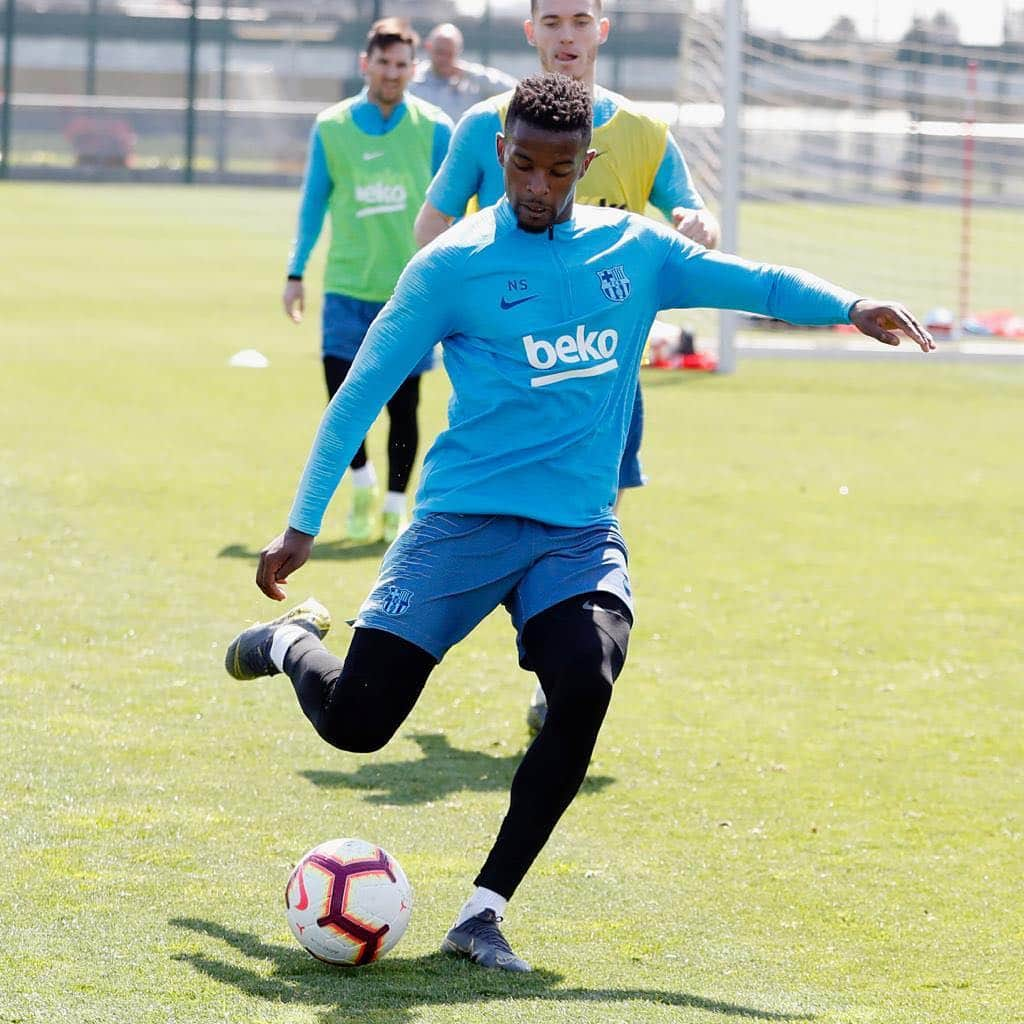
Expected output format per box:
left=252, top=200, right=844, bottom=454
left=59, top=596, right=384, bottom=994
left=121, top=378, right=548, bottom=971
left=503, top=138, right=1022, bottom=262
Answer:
left=597, top=266, right=631, bottom=303
left=380, top=585, right=413, bottom=616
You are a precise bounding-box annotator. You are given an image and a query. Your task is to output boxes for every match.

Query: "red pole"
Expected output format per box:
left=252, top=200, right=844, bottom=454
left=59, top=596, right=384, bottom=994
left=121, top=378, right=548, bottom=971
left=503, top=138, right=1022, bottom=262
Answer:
left=957, top=59, right=978, bottom=339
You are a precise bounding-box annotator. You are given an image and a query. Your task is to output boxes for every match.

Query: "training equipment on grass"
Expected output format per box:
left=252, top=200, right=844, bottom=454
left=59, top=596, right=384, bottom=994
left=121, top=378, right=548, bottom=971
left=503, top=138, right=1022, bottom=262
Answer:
left=285, top=837, right=412, bottom=966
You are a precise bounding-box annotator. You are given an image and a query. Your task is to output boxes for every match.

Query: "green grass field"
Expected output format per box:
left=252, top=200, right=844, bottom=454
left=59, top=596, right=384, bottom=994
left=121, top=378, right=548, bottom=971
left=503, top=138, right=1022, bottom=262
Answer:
left=1, top=183, right=1021, bottom=1024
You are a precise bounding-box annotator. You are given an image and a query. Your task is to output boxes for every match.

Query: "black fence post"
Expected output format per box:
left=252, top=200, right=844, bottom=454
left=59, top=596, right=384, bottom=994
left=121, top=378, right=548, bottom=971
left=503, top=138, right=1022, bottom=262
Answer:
left=85, top=0, right=98, bottom=96
left=481, top=0, right=492, bottom=68
left=216, top=0, right=228, bottom=177
left=1, top=0, right=14, bottom=178
left=184, top=0, right=198, bottom=182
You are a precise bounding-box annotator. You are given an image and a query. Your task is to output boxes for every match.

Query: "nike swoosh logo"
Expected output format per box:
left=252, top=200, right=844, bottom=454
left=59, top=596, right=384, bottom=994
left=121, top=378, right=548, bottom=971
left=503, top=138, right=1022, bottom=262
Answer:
left=582, top=601, right=600, bottom=611
left=500, top=295, right=538, bottom=310
left=362, top=151, right=384, bottom=161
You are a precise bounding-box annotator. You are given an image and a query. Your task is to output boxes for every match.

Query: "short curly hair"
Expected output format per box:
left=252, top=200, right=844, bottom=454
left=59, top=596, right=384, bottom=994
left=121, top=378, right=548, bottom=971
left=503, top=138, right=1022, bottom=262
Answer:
left=505, top=72, right=593, bottom=144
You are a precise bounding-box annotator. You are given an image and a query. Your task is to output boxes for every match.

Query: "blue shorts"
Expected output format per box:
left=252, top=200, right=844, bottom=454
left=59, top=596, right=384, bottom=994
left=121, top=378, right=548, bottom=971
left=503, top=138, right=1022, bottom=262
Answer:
left=618, top=384, right=647, bottom=491
left=322, top=292, right=435, bottom=377
left=354, top=513, right=633, bottom=663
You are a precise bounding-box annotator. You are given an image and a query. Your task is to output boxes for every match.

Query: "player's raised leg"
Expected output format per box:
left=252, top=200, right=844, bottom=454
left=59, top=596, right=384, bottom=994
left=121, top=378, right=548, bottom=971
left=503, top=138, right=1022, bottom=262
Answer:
left=225, top=599, right=435, bottom=754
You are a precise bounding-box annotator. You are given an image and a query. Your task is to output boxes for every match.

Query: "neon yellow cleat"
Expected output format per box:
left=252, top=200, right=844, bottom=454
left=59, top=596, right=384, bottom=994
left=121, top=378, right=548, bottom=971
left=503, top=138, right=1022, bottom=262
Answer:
left=224, top=598, right=331, bottom=680
left=382, top=510, right=408, bottom=544
left=347, top=486, right=378, bottom=542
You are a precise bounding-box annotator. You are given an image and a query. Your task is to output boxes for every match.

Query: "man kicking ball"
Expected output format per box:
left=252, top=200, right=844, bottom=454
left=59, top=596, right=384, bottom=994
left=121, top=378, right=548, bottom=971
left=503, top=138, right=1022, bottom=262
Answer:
left=225, top=73, right=934, bottom=973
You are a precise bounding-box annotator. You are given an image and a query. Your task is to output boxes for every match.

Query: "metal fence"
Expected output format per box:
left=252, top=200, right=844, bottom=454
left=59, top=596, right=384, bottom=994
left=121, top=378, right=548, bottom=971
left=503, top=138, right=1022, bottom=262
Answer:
left=0, top=0, right=684, bottom=182
left=3, top=0, right=1023, bottom=208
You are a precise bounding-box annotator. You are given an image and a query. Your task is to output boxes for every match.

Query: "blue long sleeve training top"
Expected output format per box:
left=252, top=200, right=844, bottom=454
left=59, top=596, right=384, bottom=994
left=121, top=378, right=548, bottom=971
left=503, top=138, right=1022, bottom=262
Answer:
left=288, top=200, right=859, bottom=536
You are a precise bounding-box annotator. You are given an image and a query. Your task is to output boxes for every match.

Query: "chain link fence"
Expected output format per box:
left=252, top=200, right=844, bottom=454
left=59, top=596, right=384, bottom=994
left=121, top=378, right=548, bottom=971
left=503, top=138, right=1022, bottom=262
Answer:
left=0, top=0, right=683, bottom=181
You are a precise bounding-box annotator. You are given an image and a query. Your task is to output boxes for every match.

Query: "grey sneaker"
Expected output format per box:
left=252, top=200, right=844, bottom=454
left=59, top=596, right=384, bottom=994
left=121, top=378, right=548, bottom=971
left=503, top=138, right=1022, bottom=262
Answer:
left=526, top=683, right=547, bottom=736
left=441, top=909, right=531, bottom=972
left=224, top=598, right=331, bottom=680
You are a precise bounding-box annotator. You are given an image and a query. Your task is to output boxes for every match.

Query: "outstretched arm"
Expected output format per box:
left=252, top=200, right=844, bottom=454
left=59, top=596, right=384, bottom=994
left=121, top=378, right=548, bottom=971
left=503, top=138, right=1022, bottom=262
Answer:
left=254, top=248, right=461, bottom=602
left=659, top=239, right=934, bottom=349
left=256, top=253, right=455, bottom=599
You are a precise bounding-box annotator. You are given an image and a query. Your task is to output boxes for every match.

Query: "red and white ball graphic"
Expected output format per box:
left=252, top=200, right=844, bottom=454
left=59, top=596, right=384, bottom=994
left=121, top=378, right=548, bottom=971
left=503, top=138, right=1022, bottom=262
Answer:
left=285, top=838, right=413, bottom=966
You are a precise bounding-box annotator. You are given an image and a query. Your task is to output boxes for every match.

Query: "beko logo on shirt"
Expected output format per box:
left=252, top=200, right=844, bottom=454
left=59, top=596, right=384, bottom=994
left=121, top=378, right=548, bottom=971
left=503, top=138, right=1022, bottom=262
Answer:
left=355, top=182, right=407, bottom=218
left=522, top=325, right=619, bottom=388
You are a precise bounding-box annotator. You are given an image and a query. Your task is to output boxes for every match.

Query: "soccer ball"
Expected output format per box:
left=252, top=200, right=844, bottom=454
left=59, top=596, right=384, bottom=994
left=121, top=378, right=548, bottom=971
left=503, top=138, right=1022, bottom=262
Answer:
left=284, top=837, right=413, bottom=966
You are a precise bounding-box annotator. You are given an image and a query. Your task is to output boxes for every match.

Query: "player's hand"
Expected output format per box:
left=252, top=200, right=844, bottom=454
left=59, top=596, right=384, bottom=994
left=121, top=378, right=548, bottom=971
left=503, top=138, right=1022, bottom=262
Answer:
left=672, top=207, right=721, bottom=249
left=256, top=527, right=314, bottom=601
left=849, top=300, right=936, bottom=352
left=282, top=279, right=305, bottom=324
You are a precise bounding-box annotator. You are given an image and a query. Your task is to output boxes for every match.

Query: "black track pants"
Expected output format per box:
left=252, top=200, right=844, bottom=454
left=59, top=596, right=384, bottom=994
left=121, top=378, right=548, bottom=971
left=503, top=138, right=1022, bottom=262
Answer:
left=323, top=355, right=421, bottom=493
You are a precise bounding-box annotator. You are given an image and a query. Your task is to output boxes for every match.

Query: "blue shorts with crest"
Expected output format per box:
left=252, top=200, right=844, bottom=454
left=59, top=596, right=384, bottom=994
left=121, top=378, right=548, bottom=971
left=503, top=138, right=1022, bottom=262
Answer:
left=322, top=292, right=435, bottom=377
left=354, top=513, right=633, bottom=663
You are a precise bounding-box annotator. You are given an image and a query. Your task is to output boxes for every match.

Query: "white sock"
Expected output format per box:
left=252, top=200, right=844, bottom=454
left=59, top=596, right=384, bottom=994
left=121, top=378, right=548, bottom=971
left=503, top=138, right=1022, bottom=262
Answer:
left=350, top=463, right=377, bottom=489
left=383, top=491, right=407, bottom=515
left=270, top=623, right=312, bottom=673
left=454, top=887, right=507, bottom=927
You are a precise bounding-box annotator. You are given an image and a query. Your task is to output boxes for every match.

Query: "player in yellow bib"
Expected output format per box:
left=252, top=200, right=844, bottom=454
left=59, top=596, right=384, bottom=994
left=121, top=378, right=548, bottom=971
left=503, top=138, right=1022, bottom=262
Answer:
left=414, top=0, right=720, bottom=733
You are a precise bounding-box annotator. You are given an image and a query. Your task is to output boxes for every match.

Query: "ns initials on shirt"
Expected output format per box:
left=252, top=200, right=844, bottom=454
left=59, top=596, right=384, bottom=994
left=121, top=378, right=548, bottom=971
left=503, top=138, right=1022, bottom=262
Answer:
left=522, top=324, right=619, bottom=389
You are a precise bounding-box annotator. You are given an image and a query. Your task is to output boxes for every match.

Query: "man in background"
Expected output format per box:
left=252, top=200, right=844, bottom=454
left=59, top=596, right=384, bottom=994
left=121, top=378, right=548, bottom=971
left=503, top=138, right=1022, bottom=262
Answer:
left=283, top=18, right=452, bottom=544
left=409, top=23, right=518, bottom=123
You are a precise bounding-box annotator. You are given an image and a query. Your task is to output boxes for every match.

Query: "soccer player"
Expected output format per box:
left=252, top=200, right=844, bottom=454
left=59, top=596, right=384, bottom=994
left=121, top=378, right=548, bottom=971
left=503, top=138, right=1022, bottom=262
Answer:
left=226, top=74, right=934, bottom=973
left=283, top=18, right=453, bottom=544
left=414, top=0, right=720, bottom=731
left=409, top=23, right=518, bottom=123
left=414, top=0, right=718, bottom=251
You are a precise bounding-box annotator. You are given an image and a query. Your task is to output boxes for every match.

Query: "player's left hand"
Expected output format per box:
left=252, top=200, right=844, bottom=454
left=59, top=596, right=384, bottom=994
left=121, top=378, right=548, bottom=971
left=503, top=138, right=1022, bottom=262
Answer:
left=256, top=527, right=315, bottom=601
left=849, top=300, right=936, bottom=352
left=282, top=279, right=305, bottom=324
left=672, top=207, right=721, bottom=249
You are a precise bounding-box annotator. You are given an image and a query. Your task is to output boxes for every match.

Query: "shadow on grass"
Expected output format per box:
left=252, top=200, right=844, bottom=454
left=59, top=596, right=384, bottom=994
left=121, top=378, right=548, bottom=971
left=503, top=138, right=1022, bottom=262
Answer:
left=171, top=917, right=814, bottom=1024
left=299, top=732, right=615, bottom=806
left=218, top=539, right=389, bottom=563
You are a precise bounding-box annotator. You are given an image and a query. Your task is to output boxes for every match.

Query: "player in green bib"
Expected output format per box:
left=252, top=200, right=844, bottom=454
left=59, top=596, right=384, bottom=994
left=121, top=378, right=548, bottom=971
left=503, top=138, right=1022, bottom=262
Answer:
left=283, top=18, right=453, bottom=544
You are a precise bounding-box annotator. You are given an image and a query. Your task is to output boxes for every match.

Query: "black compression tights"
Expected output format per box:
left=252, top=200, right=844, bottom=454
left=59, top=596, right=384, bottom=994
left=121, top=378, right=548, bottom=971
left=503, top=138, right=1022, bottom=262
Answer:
left=323, top=355, right=421, bottom=494
left=282, top=591, right=632, bottom=900
left=475, top=592, right=631, bottom=897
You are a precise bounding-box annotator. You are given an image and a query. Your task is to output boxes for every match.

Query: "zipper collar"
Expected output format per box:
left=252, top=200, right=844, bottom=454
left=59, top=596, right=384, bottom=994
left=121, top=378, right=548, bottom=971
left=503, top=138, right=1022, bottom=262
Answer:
left=494, top=197, right=577, bottom=241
